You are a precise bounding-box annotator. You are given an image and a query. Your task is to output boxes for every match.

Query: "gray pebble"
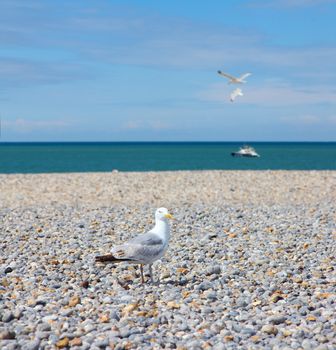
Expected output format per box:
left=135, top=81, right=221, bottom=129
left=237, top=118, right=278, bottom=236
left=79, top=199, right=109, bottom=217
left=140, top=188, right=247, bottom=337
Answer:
left=35, top=331, right=51, bottom=340
left=206, top=265, right=221, bottom=276
left=315, top=345, right=329, bottom=350
left=22, top=339, right=40, bottom=350
left=197, top=281, right=213, bottom=291
left=267, top=315, right=287, bottom=325
left=2, top=312, right=15, bottom=323
left=37, top=323, right=51, bottom=332
left=241, top=327, right=256, bottom=336
left=261, top=324, right=278, bottom=335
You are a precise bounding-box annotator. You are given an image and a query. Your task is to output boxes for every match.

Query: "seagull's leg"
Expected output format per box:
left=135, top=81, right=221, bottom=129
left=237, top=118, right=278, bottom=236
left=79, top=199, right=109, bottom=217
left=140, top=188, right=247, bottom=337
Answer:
left=149, top=264, right=154, bottom=284
left=140, top=264, right=145, bottom=284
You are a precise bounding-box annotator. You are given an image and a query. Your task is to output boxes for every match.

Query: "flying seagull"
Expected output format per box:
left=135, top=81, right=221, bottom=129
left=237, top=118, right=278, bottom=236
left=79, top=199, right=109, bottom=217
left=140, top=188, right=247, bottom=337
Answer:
left=217, top=71, right=251, bottom=84
left=95, top=208, right=173, bottom=284
left=230, top=88, right=243, bottom=102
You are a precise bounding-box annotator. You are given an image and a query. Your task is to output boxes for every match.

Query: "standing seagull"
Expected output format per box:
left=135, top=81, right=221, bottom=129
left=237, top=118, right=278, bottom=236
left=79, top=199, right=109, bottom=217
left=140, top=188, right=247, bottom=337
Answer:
left=217, top=71, right=251, bottom=84
left=230, top=88, right=243, bottom=102
left=95, top=208, right=173, bottom=283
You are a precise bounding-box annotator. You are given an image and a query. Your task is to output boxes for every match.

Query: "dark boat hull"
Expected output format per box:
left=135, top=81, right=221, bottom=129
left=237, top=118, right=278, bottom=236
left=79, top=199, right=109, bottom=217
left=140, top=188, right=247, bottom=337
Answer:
left=231, top=152, right=259, bottom=157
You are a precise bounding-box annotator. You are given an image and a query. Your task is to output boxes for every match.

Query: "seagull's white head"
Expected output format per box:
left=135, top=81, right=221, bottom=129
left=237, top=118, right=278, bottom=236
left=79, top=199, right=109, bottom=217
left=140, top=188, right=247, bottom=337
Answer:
left=155, top=207, right=173, bottom=222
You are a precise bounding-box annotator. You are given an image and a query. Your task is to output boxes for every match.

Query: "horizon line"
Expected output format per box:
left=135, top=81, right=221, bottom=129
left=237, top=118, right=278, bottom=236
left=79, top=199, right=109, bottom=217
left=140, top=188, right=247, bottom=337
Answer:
left=1, top=140, right=336, bottom=144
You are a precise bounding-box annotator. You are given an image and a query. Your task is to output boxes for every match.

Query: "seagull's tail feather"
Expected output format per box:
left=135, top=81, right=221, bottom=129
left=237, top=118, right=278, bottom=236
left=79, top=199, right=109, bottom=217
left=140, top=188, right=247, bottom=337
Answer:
left=95, top=254, right=128, bottom=263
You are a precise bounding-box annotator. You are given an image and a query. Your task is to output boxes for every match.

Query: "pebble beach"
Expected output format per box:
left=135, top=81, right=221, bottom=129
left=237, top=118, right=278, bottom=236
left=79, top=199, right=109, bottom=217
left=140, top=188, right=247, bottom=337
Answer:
left=1, top=170, right=335, bottom=350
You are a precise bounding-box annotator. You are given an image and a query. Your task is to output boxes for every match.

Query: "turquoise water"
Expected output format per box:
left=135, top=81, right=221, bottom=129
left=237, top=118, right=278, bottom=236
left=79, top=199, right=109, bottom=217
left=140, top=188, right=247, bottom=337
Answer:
left=0, top=142, right=335, bottom=173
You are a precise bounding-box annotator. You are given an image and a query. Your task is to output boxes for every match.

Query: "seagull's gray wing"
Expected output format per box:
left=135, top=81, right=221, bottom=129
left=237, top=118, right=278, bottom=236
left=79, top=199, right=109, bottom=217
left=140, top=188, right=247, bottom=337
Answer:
left=128, top=232, right=163, bottom=246
left=111, top=232, right=164, bottom=263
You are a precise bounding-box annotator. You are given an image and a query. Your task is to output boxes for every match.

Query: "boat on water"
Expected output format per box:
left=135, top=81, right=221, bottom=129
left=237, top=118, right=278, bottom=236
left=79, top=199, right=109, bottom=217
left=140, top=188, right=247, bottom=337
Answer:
left=231, top=145, right=260, bottom=158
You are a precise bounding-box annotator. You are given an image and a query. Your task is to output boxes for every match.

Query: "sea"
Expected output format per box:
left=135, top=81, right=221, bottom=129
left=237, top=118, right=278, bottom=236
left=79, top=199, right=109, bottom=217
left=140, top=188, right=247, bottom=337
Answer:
left=0, top=142, right=335, bottom=173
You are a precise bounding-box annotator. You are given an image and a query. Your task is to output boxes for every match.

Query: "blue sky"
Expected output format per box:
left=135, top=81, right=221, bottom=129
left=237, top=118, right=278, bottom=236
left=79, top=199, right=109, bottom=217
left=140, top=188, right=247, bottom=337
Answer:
left=1, top=0, right=336, bottom=141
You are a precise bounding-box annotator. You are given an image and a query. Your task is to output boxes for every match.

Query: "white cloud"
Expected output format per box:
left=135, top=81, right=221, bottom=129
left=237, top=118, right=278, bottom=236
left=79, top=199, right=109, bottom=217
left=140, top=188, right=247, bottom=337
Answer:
left=150, top=121, right=171, bottom=130
left=281, top=115, right=321, bottom=124
left=0, top=58, right=90, bottom=89
left=122, top=120, right=171, bottom=130
left=1, top=0, right=335, bottom=86
left=3, top=118, right=71, bottom=133
left=122, top=120, right=142, bottom=130
left=279, top=114, right=336, bottom=129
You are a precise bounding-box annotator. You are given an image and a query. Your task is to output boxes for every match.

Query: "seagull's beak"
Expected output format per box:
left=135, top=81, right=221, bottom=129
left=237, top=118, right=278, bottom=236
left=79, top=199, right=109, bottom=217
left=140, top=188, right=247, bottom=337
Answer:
left=164, top=213, right=174, bottom=220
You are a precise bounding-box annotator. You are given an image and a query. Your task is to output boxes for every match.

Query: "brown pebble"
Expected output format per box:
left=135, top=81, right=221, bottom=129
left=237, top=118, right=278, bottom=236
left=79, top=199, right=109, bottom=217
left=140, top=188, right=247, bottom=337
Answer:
left=1, top=278, right=10, bottom=287
left=307, top=315, right=317, bottom=321
left=251, top=335, right=260, bottom=343
left=80, top=280, right=89, bottom=288
left=68, top=296, right=81, bottom=307
left=99, top=314, right=110, bottom=323
left=270, top=292, right=284, bottom=303
left=0, top=330, right=16, bottom=340
left=69, top=337, right=82, bottom=347
left=224, top=335, right=234, bottom=341
left=56, top=337, right=69, bottom=348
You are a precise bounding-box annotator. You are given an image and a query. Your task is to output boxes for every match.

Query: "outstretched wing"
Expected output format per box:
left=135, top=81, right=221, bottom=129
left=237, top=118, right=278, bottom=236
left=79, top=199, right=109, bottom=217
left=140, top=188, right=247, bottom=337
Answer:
left=230, top=88, right=243, bottom=102
left=239, top=73, right=251, bottom=81
left=217, top=70, right=237, bottom=81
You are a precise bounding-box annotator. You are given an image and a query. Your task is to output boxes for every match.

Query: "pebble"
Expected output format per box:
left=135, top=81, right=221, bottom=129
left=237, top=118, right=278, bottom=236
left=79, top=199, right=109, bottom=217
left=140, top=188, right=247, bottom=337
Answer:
left=267, top=315, right=287, bottom=325
left=261, top=325, right=278, bottom=335
left=22, top=339, right=41, bottom=350
left=206, top=265, right=221, bottom=276
left=35, top=331, right=50, bottom=340
left=4, top=267, right=13, bottom=274
left=315, top=345, right=329, bottom=350
left=2, top=311, right=15, bottom=323
left=0, top=330, right=16, bottom=340
left=197, top=281, right=213, bottom=291
left=241, top=327, right=257, bottom=336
